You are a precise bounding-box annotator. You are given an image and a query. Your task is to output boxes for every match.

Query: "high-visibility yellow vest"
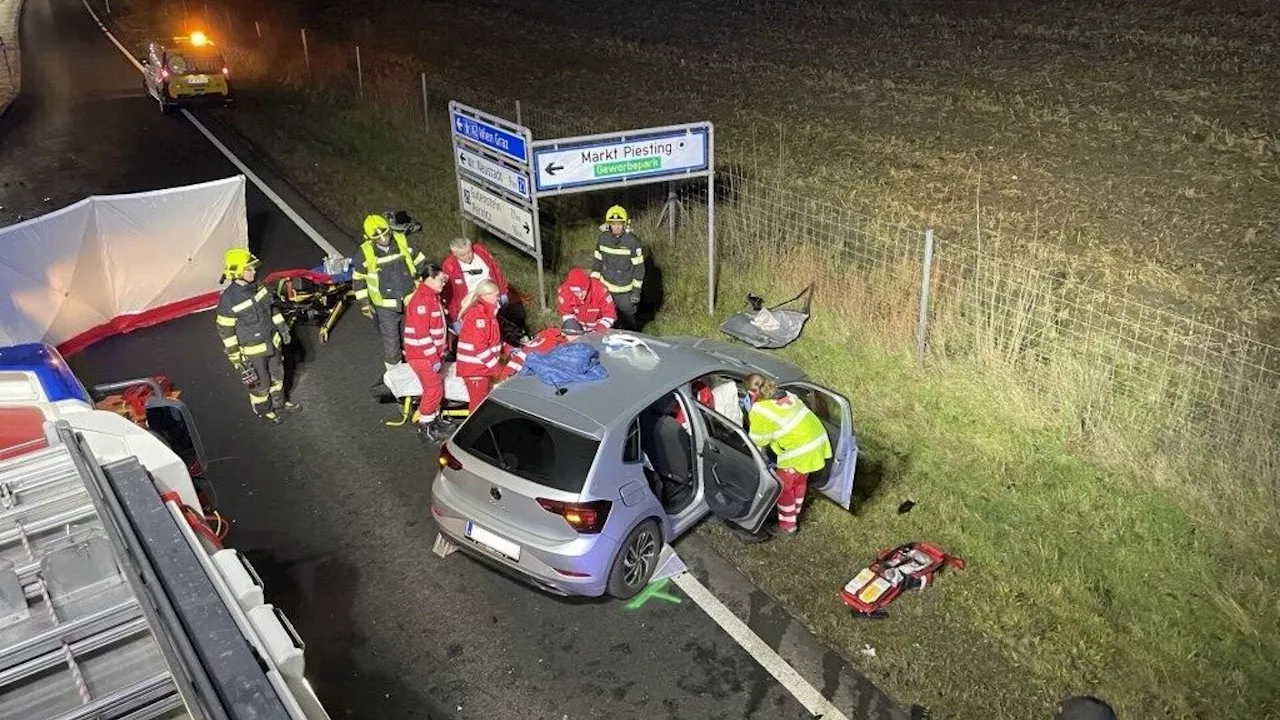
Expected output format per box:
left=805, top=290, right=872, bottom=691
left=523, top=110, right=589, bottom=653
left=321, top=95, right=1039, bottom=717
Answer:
left=357, top=233, right=417, bottom=308
left=748, top=392, right=832, bottom=474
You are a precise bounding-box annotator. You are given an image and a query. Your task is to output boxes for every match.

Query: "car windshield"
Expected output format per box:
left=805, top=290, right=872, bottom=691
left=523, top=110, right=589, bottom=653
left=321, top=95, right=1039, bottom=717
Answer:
left=167, top=51, right=223, bottom=74
left=453, top=401, right=599, bottom=493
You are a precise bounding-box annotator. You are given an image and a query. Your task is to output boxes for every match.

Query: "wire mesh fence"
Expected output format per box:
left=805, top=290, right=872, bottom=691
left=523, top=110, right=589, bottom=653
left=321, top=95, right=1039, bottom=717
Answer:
left=143, top=2, right=1280, bottom=498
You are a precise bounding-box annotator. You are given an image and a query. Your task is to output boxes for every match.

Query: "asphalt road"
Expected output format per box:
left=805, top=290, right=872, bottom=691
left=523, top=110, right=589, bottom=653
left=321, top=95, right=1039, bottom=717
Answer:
left=1, top=1, right=918, bottom=718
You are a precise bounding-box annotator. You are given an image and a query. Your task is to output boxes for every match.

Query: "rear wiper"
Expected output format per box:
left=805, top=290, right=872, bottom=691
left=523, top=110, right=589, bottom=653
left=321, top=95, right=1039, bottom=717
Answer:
left=486, top=427, right=509, bottom=470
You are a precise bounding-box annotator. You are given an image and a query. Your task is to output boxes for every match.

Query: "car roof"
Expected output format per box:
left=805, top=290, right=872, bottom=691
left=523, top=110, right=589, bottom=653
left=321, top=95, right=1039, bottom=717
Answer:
left=489, top=332, right=807, bottom=439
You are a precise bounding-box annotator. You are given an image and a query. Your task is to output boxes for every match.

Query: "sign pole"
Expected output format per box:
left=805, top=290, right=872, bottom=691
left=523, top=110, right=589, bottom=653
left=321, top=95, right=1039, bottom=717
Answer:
left=532, top=202, right=547, bottom=311
left=707, top=124, right=716, bottom=316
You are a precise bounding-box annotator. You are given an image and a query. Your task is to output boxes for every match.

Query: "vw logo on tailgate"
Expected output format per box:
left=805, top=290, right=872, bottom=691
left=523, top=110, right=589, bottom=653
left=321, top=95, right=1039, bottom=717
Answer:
left=489, top=486, right=502, bottom=502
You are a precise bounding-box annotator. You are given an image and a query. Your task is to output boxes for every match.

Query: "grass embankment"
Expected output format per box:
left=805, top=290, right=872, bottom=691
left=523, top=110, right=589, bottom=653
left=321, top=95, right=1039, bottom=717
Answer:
left=100, top=2, right=1280, bottom=717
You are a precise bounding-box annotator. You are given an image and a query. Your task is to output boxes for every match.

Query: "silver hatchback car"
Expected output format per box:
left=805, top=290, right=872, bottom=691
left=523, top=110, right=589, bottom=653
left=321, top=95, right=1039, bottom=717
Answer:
left=430, top=332, right=858, bottom=599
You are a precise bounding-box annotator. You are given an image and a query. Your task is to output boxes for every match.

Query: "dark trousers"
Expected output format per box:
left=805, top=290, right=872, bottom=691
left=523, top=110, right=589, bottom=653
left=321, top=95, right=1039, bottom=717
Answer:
left=612, top=292, right=638, bottom=330
left=373, top=308, right=405, bottom=365
left=246, top=353, right=285, bottom=415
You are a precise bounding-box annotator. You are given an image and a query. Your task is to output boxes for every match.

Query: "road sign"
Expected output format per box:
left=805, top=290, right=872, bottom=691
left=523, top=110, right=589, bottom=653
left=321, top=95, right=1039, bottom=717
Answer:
left=451, top=107, right=528, bottom=165
left=531, top=123, right=711, bottom=195
left=455, top=146, right=530, bottom=201
left=458, top=177, right=536, bottom=252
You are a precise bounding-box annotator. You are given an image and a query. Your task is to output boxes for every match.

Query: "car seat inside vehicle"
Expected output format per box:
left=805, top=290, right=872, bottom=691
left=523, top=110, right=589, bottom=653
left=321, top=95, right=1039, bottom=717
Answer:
left=639, top=394, right=696, bottom=514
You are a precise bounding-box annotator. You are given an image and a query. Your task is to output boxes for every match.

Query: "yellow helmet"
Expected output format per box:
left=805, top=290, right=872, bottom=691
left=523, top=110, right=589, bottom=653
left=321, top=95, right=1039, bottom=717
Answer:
left=363, top=214, right=391, bottom=239
left=604, top=205, right=629, bottom=224
left=222, top=248, right=259, bottom=280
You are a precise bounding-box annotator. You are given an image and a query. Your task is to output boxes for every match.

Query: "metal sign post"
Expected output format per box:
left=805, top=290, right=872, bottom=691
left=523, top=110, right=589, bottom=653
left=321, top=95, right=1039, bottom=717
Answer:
left=530, top=122, right=716, bottom=314
left=449, top=101, right=545, bottom=310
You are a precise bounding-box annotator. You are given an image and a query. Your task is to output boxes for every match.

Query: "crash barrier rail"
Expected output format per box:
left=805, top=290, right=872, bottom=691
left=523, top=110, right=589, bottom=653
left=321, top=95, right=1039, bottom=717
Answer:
left=120, top=2, right=1280, bottom=506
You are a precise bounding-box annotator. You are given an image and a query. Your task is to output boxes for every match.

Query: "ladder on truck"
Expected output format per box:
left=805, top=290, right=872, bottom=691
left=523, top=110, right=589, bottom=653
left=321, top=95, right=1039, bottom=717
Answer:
left=0, top=422, right=326, bottom=720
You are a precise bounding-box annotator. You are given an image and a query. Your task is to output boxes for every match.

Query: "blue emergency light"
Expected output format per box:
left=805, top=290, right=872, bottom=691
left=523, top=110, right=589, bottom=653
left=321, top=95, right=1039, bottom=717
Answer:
left=0, top=343, right=93, bottom=405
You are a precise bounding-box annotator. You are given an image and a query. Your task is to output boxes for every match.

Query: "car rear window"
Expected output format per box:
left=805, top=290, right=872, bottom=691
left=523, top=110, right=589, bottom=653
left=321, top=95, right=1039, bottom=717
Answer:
left=453, top=401, right=599, bottom=493
left=167, top=52, right=224, bottom=74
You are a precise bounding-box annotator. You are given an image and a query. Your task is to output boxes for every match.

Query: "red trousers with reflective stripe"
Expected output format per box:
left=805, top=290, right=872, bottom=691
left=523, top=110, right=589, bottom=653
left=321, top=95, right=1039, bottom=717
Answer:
left=463, top=365, right=514, bottom=411
left=775, top=468, right=808, bottom=531
left=407, top=359, right=443, bottom=421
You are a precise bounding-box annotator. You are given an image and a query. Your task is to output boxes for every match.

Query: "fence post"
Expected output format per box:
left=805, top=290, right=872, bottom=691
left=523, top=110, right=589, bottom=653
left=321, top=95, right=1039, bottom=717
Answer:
left=355, top=45, right=363, bottom=99
left=204, top=2, right=209, bottom=26
left=427, top=73, right=437, bottom=134
left=222, top=7, right=231, bottom=33
left=104, top=0, right=110, bottom=14
left=301, top=29, right=310, bottom=80
left=255, top=20, right=261, bottom=39
left=515, top=99, right=522, bottom=127
left=915, top=227, right=936, bottom=365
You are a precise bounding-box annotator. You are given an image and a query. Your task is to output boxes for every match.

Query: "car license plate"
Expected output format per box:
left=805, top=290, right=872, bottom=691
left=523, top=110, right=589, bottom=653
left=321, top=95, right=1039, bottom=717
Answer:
left=188, top=75, right=209, bottom=84
left=464, top=521, right=520, bottom=561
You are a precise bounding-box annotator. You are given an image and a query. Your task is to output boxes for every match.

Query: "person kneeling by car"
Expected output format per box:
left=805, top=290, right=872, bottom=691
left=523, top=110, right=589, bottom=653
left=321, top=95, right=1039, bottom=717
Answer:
left=744, top=373, right=832, bottom=536
left=403, top=264, right=452, bottom=442
left=455, top=279, right=524, bottom=411
left=556, top=267, right=616, bottom=333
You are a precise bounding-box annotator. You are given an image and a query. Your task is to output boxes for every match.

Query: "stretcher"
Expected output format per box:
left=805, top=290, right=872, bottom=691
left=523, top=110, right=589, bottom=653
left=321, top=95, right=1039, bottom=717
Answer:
left=262, top=256, right=355, bottom=342
left=718, top=282, right=814, bottom=350
left=374, top=361, right=473, bottom=427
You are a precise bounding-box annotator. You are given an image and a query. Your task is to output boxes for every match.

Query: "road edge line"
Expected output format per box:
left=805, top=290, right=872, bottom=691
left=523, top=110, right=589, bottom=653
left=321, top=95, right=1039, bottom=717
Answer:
left=672, top=571, right=851, bottom=720
left=78, top=0, right=342, bottom=258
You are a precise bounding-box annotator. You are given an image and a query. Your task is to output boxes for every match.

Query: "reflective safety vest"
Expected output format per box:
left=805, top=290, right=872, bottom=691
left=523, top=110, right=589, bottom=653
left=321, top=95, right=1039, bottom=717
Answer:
left=590, top=230, right=645, bottom=294
left=747, top=392, right=832, bottom=474
left=215, top=281, right=286, bottom=361
left=354, top=233, right=423, bottom=310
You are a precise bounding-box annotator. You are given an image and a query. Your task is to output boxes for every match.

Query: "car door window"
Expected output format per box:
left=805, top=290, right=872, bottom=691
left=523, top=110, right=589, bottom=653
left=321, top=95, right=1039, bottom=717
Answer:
left=622, top=417, right=642, bottom=464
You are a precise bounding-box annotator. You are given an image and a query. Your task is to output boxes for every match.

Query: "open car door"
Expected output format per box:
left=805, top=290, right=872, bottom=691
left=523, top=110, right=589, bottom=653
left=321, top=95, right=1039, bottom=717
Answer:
left=779, top=381, right=858, bottom=509
left=694, top=406, right=781, bottom=534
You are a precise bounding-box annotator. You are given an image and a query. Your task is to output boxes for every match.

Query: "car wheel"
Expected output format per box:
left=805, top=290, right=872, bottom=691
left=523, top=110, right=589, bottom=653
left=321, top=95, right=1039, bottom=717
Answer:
left=606, top=519, right=661, bottom=600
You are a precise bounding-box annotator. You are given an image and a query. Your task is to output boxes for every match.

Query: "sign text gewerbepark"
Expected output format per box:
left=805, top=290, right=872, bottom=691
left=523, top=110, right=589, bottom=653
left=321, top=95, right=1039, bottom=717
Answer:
left=531, top=124, right=711, bottom=196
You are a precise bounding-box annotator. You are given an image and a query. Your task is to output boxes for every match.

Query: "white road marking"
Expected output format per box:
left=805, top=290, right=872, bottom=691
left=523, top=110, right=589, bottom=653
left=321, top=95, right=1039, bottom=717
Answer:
left=673, top=571, right=851, bottom=720
left=81, top=1, right=851, bottom=716
left=80, top=0, right=342, bottom=258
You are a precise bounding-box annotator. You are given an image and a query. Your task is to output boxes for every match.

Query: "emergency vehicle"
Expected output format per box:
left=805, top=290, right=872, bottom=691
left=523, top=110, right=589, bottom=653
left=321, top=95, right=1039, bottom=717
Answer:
left=0, top=343, right=331, bottom=719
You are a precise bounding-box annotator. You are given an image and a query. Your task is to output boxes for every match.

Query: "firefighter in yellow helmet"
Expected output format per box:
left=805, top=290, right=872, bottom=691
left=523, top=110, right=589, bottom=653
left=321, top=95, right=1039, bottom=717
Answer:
left=744, top=373, right=832, bottom=535
left=215, top=248, right=300, bottom=424
left=591, top=205, right=645, bottom=330
left=353, top=214, right=428, bottom=369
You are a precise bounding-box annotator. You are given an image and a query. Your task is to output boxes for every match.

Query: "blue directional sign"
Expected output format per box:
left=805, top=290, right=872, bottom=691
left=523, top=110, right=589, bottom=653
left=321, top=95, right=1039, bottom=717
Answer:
left=451, top=110, right=528, bottom=165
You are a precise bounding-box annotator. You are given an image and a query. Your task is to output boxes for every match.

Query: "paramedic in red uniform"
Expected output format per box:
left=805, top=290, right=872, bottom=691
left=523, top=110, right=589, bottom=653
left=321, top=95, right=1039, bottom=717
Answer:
left=402, top=264, right=451, bottom=441
left=455, top=279, right=523, bottom=410
left=556, top=267, right=616, bottom=333
left=442, top=237, right=510, bottom=328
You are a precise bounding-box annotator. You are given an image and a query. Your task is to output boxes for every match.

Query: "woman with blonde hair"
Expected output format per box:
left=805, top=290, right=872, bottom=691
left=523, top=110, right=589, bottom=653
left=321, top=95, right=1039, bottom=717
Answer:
left=743, top=373, right=832, bottom=535
left=454, top=279, right=523, bottom=410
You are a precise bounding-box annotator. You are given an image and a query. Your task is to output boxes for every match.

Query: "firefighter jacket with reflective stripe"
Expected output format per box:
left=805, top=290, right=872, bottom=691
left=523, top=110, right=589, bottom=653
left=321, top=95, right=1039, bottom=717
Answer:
left=556, top=274, right=616, bottom=332
left=215, top=280, right=287, bottom=362
left=441, top=243, right=509, bottom=320
left=353, top=233, right=427, bottom=312
left=403, top=284, right=449, bottom=363
left=455, top=300, right=522, bottom=378
left=590, top=230, right=645, bottom=294
left=747, top=392, right=832, bottom=474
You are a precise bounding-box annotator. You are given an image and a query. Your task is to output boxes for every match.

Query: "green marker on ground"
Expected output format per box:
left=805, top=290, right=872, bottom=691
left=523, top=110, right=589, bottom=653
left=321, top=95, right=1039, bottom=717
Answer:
left=623, top=577, right=683, bottom=609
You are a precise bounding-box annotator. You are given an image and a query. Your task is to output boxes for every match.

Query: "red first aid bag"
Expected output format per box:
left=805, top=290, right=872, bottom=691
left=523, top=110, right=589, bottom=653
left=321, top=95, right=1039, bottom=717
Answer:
left=840, top=541, right=965, bottom=618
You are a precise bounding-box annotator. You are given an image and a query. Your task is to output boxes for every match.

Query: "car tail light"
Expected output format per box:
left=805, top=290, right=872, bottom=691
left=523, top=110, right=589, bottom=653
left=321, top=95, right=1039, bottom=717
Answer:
left=222, top=66, right=229, bottom=75
left=438, top=444, right=462, bottom=471
left=536, top=498, right=611, bottom=534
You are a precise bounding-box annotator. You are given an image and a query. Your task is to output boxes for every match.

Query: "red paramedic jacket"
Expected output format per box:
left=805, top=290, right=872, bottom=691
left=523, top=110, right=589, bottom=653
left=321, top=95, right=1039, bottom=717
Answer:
left=556, top=268, right=616, bottom=332
left=455, top=300, right=521, bottom=378
left=402, top=284, right=449, bottom=363
left=442, top=243, right=509, bottom=321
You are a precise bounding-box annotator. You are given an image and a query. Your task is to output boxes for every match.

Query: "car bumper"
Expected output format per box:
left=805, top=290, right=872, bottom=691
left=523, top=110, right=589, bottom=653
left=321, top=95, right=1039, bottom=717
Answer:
left=430, top=473, right=611, bottom=597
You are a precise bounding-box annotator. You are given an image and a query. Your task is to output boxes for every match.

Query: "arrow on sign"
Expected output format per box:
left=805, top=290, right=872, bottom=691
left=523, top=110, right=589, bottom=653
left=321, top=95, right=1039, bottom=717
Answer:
left=545, top=162, right=565, bottom=176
